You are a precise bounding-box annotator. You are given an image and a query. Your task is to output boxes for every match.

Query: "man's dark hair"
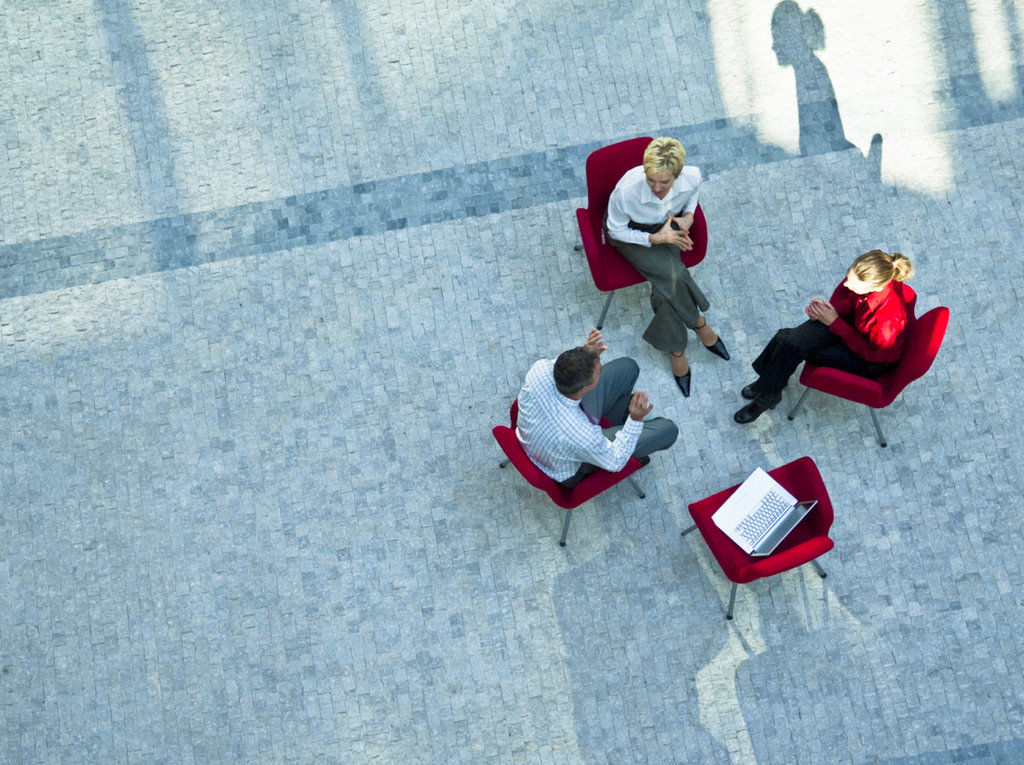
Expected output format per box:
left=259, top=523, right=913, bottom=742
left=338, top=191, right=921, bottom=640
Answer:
left=554, top=347, right=598, bottom=396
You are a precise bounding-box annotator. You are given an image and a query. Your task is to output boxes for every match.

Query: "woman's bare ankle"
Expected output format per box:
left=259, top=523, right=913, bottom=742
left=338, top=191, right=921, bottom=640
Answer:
left=695, top=321, right=718, bottom=346
left=670, top=351, right=690, bottom=376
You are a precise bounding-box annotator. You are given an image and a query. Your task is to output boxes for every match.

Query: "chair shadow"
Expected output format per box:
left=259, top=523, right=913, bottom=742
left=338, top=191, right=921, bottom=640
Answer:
left=552, top=539, right=731, bottom=761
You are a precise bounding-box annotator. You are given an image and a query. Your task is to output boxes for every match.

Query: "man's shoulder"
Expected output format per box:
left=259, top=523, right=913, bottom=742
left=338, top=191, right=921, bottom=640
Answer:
left=519, top=358, right=556, bottom=403
left=525, top=358, right=555, bottom=382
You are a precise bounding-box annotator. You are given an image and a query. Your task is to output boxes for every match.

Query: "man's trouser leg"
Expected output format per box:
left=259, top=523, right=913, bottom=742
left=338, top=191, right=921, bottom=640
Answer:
left=603, top=417, right=679, bottom=460
left=580, top=357, right=639, bottom=426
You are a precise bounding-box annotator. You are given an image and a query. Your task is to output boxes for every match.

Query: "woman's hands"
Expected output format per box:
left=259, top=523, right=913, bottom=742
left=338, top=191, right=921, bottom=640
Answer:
left=649, top=215, right=694, bottom=250
left=805, top=298, right=839, bottom=326
left=674, top=212, right=694, bottom=232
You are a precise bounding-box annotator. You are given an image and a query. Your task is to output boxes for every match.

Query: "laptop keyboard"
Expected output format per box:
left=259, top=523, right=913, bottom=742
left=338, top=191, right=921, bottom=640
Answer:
left=734, top=489, right=791, bottom=547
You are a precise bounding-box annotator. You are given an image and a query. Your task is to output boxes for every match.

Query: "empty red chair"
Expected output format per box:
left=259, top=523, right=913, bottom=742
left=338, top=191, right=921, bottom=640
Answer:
left=576, top=137, right=707, bottom=328
left=787, top=306, right=950, bottom=447
left=681, top=456, right=834, bottom=620
left=492, top=400, right=644, bottom=546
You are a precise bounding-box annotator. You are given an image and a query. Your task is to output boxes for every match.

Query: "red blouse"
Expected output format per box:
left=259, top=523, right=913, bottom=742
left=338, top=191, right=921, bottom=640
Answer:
left=827, top=280, right=916, bottom=363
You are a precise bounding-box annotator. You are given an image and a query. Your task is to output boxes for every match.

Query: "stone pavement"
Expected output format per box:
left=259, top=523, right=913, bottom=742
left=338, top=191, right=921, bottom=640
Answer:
left=1, top=0, right=1023, bottom=762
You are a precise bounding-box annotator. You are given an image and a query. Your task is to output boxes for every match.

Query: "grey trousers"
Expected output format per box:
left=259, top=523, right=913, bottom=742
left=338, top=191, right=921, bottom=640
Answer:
left=609, top=237, right=710, bottom=353
left=561, top=357, right=679, bottom=487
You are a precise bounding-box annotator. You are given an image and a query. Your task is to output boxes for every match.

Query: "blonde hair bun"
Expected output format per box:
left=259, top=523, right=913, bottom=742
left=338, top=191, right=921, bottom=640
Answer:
left=890, top=252, right=915, bottom=282
left=851, top=249, right=915, bottom=289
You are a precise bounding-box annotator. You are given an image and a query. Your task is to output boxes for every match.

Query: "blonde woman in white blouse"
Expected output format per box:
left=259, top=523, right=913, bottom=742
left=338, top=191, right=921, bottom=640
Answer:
left=605, top=137, right=729, bottom=397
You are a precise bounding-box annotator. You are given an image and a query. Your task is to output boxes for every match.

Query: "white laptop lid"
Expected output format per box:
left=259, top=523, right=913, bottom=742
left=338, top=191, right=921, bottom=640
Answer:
left=713, top=469, right=796, bottom=529
left=712, top=468, right=799, bottom=554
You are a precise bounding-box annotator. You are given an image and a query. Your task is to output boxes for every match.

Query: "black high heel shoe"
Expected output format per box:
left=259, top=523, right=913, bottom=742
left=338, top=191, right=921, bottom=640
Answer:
left=671, top=351, right=691, bottom=397
left=695, top=318, right=730, bottom=360
left=704, top=337, right=730, bottom=361
left=674, top=372, right=691, bottom=397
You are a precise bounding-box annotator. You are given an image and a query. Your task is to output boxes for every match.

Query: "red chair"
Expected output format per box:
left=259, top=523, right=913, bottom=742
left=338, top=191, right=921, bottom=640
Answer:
left=493, top=400, right=645, bottom=546
left=681, top=456, right=834, bottom=620
left=575, top=137, right=707, bottom=329
left=787, top=306, right=950, bottom=447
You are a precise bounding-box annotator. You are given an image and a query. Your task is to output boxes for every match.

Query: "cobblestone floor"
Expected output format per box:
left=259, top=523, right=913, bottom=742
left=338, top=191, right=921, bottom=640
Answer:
left=2, top=1, right=1023, bottom=762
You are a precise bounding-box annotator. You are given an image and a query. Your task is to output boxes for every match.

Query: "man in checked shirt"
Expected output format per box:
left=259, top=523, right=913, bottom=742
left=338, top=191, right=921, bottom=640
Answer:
left=516, top=329, right=678, bottom=487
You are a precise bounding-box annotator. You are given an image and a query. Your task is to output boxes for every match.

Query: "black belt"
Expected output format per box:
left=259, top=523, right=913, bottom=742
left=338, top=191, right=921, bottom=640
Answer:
left=628, top=215, right=688, bottom=234
left=626, top=220, right=663, bottom=234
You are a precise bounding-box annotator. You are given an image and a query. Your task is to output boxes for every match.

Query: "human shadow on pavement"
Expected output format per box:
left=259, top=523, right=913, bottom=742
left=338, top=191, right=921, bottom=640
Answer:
left=771, top=0, right=857, bottom=158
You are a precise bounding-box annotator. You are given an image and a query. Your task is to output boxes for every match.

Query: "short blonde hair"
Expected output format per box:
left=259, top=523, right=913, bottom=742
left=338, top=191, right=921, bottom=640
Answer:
left=643, top=137, right=686, bottom=178
left=849, top=250, right=915, bottom=290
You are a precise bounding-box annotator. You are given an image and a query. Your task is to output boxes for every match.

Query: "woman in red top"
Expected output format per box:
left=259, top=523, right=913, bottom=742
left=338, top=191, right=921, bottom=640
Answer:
left=734, top=250, right=916, bottom=424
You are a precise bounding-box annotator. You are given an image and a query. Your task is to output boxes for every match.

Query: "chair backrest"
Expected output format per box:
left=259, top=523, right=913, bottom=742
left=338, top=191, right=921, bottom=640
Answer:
left=883, top=306, right=950, bottom=396
left=495, top=399, right=568, bottom=501
left=584, top=137, right=654, bottom=214
left=493, top=426, right=555, bottom=490
left=578, top=137, right=655, bottom=292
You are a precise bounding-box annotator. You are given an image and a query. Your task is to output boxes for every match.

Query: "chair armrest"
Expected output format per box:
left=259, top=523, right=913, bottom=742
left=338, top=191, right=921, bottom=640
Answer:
left=679, top=204, right=707, bottom=268
left=576, top=208, right=605, bottom=274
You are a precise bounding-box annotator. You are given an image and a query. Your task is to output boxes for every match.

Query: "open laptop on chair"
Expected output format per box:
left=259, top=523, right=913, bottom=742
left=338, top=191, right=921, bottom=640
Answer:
left=712, top=468, right=817, bottom=556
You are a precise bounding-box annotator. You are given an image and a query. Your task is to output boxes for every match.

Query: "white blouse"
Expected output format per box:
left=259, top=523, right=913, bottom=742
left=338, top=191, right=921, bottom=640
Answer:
left=605, top=165, right=703, bottom=247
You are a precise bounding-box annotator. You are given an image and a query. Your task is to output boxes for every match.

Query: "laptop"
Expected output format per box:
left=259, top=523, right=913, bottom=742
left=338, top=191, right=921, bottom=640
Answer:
left=712, top=468, right=818, bottom=556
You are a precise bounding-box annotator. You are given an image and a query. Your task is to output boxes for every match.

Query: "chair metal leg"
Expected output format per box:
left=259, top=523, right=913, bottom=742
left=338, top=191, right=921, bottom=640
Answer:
left=596, top=291, right=615, bottom=330
left=680, top=523, right=698, bottom=538
left=788, top=387, right=811, bottom=420
left=726, top=582, right=738, bottom=620
left=626, top=475, right=645, bottom=499
left=869, top=408, right=888, bottom=447
left=810, top=559, right=827, bottom=578
left=559, top=508, right=574, bottom=547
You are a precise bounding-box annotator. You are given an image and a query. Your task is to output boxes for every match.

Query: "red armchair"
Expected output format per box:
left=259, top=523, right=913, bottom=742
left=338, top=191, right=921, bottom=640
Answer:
left=575, top=137, right=707, bottom=328
left=492, top=400, right=645, bottom=546
left=681, top=456, right=834, bottom=620
left=787, top=306, right=950, bottom=446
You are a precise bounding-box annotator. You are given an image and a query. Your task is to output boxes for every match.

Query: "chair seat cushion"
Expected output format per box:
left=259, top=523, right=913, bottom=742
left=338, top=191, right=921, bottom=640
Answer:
left=576, top=207, right=646, bottom=291
left=689, top=491, right=828, bottom=583
left=799, top=363, right=889, bottom=407
left=577, top=202, right=707, bottom=292
left=493, top=424, right=643, bottom=510
left=686, top=456, right=834, bottom=584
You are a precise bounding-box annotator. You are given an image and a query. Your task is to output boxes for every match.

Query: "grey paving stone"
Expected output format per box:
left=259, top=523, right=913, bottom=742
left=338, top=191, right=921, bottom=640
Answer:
left=2, top=0, right=1024, bottom=762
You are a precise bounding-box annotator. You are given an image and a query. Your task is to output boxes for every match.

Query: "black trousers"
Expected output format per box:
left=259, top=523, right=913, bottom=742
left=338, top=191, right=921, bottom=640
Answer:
left=749, top=320, right=895, bottom=397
